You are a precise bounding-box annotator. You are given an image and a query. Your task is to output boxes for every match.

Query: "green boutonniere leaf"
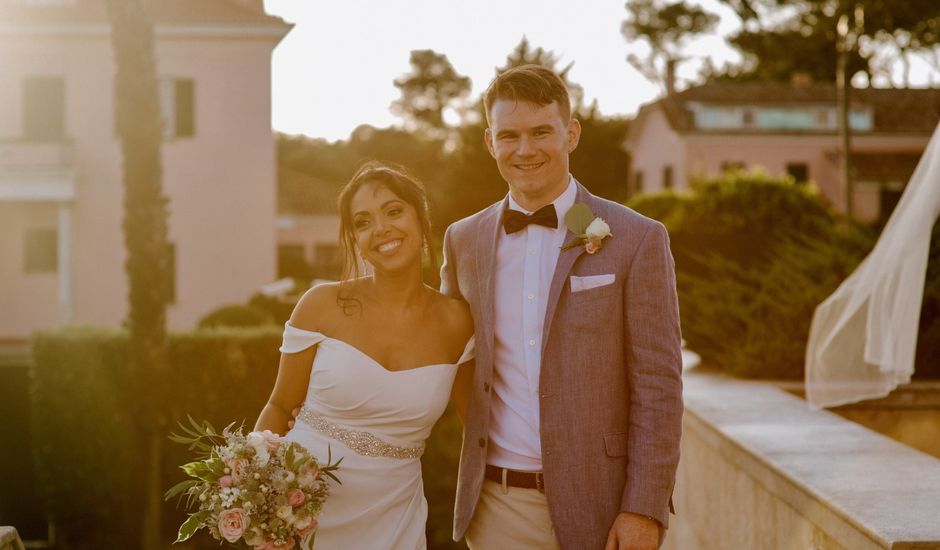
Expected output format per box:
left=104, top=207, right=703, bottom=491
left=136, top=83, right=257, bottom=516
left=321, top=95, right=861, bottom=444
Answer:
left=564, top=203, right=594, bottom=235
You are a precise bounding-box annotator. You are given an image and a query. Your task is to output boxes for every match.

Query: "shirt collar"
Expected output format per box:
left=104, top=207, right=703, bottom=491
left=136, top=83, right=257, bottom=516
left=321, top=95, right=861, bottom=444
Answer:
left=506, top=175, right=577, bottom=229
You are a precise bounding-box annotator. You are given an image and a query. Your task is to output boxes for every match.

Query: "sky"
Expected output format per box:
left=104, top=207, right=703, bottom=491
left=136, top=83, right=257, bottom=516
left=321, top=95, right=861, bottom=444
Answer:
left=262, top=0, right=937, bottom=143
left=262, top=0, right=744, bottom=142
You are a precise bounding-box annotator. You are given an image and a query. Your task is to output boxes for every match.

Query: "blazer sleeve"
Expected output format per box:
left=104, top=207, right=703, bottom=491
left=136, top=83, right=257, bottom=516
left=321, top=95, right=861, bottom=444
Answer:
left=439, top=224, right=463, bottom=300
left=620, top=221, right=684, bottom=527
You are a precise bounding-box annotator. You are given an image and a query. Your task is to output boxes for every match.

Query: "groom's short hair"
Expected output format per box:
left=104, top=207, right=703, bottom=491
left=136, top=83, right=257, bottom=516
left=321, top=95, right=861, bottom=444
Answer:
left=484, top=64, right=571, bottom=122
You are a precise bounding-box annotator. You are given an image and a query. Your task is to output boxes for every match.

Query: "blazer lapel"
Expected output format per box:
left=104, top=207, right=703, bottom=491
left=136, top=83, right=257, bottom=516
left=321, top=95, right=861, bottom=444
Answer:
left=541, top=183, right=593, bottom=354
left=475, top=199, right=505, bottom=368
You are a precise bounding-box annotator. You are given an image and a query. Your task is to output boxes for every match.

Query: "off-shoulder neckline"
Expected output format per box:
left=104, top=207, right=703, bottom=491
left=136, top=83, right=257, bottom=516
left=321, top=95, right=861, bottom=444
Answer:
left=285, top=323, right=472, bottom=374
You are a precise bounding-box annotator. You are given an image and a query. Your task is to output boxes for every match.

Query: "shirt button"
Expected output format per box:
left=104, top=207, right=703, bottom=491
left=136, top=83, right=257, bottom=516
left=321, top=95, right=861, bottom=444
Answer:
left=478, top=438, right=486, bottom=448
left=527, top=293, right=535, bottom=300
left=528, top=339, right=536, bottom=346
left=528, top=248, right=536, bottom=255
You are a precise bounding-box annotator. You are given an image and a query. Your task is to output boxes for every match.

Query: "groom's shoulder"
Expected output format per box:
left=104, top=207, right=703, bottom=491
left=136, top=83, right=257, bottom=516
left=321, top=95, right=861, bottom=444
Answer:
left=589, top=194, right=661, bottom=233
left=445, top=200, right=502, bottom=239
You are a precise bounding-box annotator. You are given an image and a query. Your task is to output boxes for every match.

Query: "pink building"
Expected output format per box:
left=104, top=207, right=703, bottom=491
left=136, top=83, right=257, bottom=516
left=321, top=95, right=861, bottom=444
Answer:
left=276, top=167, right=342, bottom=282
left=624, top=83, right=940, bottom=222
left=0, top=0, right=290, bottom=340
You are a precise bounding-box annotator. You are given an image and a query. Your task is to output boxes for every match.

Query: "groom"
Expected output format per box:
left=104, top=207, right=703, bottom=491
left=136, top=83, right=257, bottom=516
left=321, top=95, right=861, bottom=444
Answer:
left=439, top=65, right=683, bottom=549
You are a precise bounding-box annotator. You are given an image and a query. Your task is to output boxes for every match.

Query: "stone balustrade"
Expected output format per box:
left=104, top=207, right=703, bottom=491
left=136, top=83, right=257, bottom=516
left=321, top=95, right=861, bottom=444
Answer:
left=0, top=527, right=24, bottom=550
left=664, top=367, right=940, bottom=550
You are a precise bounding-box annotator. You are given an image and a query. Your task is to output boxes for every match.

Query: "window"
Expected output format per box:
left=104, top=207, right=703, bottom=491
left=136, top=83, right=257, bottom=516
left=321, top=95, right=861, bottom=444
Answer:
left=741, top=109, right=755, bottom=127
left=312, top=244, right=341, bottom=280
left=159, top=78, right=195, bottom=139
left=23, top=77, right=65, bottom=140
left=786, top=162, right=809, bottom=183
left=662, top=166, right=674, bottom=190
left=278, top=244, right=312, bottom=280
left=879, top=182, right=905, bottom=222
left=634, top=170, right=645, bottom=195
left=24, top=229, right=57, bottom=273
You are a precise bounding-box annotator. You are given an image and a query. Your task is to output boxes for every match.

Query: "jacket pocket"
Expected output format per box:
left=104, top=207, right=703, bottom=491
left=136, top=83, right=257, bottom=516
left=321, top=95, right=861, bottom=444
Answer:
left=604, top=431, right=629, bottom=457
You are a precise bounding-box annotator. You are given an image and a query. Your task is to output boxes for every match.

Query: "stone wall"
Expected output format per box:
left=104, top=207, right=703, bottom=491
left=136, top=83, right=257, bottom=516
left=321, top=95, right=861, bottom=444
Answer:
left=663, top=368, right=940, bottom=550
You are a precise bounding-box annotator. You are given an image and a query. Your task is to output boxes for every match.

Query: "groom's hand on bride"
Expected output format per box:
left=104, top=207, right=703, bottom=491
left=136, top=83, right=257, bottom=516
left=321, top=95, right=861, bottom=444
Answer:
left=287, top=406, right=301, bottom=430
left=604, top=512, right=659, bottom=550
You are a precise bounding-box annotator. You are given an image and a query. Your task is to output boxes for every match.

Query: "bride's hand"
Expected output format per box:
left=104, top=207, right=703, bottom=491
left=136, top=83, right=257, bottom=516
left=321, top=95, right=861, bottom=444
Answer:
left=287, top=407, right=301, bottom=430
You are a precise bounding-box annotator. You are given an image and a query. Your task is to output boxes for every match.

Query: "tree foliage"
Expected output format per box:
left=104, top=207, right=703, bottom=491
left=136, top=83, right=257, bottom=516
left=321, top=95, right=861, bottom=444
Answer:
left=622, top=0, right=719, bottom=90
left=712, top=0, right=940, bottom=84
left=104, top=0, right=169, bottom=548
left=280, top=39, right=631, bottom=236
left=391, top=49, right=470, bottom=137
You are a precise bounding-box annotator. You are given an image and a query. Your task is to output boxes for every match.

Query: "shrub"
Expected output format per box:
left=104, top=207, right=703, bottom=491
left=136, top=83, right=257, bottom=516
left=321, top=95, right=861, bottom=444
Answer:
left=627, top=170, right=876, bottom=379
left=248, top=292, right=298, bottom=327
left=30, top=327, right=466, bottom=548
left=197, top=304, right=274, bottom=329
left=31, top=327, right=281, bottom=548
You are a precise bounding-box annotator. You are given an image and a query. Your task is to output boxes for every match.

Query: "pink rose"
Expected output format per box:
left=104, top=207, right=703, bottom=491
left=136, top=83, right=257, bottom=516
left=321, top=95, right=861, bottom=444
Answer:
left=288, top=488, right=305, bottom=507
left=585, top=241, right=599, bottom=254
left=228, top=458, right=249, bottom=482
left=217, top=508, right=249, bottom=543
left=219, top=475, right=233, bottom=488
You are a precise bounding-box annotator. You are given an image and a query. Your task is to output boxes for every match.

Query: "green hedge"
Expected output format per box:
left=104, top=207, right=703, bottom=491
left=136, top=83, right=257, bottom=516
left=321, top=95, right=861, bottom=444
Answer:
left=30, top=327, right=466, bottom=549
left=629, top=170, right=877, bottom=378
left=197, top=304, right=274, bottom=329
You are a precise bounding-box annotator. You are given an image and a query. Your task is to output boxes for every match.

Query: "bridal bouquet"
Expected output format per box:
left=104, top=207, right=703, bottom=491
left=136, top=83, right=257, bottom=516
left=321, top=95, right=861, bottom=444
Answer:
left=166, top=416, right=341, bottom=549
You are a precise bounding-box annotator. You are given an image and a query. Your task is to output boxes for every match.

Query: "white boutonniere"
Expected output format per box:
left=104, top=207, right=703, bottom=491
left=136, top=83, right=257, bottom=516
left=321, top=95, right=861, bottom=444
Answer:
left=561, top=203, right=612, bottom=254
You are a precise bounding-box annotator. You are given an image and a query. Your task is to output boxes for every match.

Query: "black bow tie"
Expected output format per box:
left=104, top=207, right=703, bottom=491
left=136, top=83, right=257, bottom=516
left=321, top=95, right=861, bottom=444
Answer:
left=503, top=204, right=558, bottom=234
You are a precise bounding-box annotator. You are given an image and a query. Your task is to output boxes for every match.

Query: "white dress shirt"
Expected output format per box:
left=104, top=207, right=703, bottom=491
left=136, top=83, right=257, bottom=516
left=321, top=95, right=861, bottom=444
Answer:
left=488, top=176, right=577, bottom=471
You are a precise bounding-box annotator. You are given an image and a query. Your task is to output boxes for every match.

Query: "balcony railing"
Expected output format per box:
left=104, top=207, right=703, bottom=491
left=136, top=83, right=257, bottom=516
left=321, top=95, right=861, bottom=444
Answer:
left=0, top=139, right=74, bottom=171
left=0, top=140, right=77, bottom=202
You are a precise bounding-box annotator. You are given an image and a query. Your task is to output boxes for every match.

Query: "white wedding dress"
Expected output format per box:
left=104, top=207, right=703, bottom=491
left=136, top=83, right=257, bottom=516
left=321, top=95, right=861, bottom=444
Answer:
left=281, top=323, right=474, bottom=550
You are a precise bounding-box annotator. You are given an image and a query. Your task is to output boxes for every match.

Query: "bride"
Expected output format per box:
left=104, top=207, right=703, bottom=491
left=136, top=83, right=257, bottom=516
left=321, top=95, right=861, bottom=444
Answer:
left=254, top=161, right=475, bottom=549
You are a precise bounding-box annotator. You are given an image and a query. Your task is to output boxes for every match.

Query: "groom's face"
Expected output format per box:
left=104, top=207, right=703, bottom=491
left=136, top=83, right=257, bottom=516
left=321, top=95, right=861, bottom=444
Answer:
left=485, top=98, right=581, bottom=210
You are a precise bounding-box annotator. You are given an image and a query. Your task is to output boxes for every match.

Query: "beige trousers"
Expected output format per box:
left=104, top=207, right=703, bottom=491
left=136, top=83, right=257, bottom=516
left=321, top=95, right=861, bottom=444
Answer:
left=465, top=479, right=562, bottom=550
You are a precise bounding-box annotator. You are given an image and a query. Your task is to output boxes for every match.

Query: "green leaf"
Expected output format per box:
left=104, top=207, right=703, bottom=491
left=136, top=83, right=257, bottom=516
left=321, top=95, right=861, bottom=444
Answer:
left=175, top=510, right=210, bottom=543
left=285, top=442, right=296, bottom=470
left=564, top=203, right=595, bottom=235
left=181, top=461, right=216, bottom=481
left=164, top=479, right=200, bottom=501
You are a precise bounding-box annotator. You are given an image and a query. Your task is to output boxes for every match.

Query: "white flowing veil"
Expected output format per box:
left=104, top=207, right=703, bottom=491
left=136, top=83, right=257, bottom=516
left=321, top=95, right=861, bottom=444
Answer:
left=805, top=122, right=940, bottom=409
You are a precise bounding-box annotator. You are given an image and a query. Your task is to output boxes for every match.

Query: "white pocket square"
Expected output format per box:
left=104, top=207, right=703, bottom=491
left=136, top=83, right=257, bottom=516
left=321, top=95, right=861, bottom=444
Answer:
left=570, top=274, right=615, bottom=293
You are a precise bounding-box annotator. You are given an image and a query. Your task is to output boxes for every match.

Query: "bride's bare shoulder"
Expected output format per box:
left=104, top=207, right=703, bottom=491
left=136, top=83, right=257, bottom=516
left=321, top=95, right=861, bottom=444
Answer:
left=428, top=290, right=474, bottom=344
left=289, top=282, right=342, bottom=331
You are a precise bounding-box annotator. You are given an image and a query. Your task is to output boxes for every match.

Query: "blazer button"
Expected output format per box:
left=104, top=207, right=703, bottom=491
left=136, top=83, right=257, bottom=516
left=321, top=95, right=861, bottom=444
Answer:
left=483, top=382, right=490, bottom=392
left=478, top=438, right=486, bottom=448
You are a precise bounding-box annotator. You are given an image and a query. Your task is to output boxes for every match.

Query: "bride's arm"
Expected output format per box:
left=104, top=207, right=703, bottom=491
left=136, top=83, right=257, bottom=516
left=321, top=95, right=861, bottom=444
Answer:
left=254, top=347, right=316, bottom=435
left=255, top=285, right=331, bottom=435
left=451, top=359, right=475, bottom=423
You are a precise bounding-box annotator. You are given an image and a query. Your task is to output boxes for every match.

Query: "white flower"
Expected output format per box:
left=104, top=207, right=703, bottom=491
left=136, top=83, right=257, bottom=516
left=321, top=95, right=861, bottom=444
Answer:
left=293, top=514, right=312, bottom=530
left=585, top=217, right=611, bottom=240
left=276, top=505, right=294, bottom=522
left=246, top=432, right=271, bottom=465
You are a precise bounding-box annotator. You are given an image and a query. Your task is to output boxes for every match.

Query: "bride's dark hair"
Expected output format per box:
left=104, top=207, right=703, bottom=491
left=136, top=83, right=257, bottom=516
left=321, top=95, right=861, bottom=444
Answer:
left=335, top=161, right=436, bottom=309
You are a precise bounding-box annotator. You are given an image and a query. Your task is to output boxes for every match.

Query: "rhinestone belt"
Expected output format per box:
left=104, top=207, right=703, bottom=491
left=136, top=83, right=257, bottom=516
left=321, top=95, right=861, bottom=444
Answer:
left=298, top=407, right=424, bottom=460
